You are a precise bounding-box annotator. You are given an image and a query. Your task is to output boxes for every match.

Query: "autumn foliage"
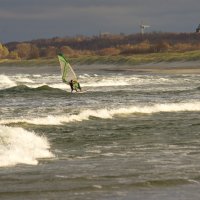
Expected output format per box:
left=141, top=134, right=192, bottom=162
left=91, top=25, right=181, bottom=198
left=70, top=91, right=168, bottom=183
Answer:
left=2, top=32, right=200, bottom=59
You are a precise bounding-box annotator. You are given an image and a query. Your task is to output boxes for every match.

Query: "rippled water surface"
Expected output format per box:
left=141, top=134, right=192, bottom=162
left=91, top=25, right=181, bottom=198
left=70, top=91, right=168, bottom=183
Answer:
left=0, top=64, right=200, bottom=200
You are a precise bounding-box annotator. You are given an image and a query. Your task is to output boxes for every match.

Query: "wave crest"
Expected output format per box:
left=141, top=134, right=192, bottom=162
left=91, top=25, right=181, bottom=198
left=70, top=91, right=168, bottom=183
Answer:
left=1, top=102, right=200, bottom=125
left=0, top=125, right=54, bottom=167
left=0, top=75, right=16, bottom=89
left=0, top=85, right=64, bottom=94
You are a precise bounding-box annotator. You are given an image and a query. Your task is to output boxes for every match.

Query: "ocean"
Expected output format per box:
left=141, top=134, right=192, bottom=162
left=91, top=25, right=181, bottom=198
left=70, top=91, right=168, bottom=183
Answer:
left=0, top=63, right=200, bottom=200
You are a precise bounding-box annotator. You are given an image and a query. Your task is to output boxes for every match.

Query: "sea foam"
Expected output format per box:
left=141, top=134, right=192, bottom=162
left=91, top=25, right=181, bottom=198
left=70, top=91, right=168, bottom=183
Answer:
left=0, top=75, right=16, bottom=89
left=0, top=125, right=54, bottom=167
left=1, top=102, right=200, bottom=126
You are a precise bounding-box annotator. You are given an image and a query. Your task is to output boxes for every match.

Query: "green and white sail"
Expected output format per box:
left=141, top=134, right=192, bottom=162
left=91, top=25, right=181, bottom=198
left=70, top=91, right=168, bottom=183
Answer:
left=57, top=54, right=77, bottom=83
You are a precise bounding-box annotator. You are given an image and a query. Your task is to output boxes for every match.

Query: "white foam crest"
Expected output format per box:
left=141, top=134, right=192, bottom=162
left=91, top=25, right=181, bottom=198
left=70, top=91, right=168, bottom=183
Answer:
left=1, top=102, right=199, bottom=126
left=33, top=74, right=42, bottom=78
left=50, top=83, right=70, bottom=90
left=16, top=77, right=34, bottom=83
left=79, top=74, right=91, bottom=79
left=0, top=109, right=112, bottom=125
left=110, top=102, right=200, bottom=115
left=128, top=76, right=178, bottom=86
left=0, top=125, right=54, bottom=167
left=25, top=83, right=48, bottom=88
left=0, top=75, right=16, bottom=89
left=79, top=75, right=175, bottom=88
left=82, top=79, right=130, bottom=87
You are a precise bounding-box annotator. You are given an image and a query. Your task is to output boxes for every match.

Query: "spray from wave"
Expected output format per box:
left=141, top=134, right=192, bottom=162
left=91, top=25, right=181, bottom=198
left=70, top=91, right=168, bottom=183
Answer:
left=1, top=102, right=200, bottom=125
left=0, top=75, right=16, bottom=89
left=0, top=125, right=54, bottom=167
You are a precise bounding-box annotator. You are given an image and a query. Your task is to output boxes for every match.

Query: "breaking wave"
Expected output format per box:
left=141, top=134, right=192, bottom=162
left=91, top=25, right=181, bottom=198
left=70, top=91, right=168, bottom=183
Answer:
left=0, top=125, right=54, bottom=167
left=0, top=85, right=64, bottom=94
left=1, top=102, right=200, bottom=125
left=1, top=73, right=199, bottom=92
left=0, top=75, right=16, bottom=89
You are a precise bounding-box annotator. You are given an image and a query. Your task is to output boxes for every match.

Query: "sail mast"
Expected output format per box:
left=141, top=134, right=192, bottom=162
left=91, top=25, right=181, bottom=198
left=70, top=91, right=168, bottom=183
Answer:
left=57, top=54, right=77, bottom=83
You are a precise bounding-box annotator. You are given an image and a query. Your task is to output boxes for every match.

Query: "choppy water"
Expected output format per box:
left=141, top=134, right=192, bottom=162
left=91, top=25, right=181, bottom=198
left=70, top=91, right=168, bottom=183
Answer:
left=0, top=64, right=200, bottom=200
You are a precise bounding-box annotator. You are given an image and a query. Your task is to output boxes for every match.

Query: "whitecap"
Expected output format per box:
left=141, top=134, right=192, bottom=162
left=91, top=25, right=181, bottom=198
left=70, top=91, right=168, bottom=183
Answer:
left=0, top=125, right=54, bottom=167
left=1, top=102, right=200, bottom=125
left=0, top=75, right=16, bottom=89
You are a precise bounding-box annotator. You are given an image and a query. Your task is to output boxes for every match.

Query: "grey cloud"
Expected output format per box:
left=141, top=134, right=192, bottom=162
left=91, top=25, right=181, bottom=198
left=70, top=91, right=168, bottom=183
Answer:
left=0, top=0, right=199, bottom=42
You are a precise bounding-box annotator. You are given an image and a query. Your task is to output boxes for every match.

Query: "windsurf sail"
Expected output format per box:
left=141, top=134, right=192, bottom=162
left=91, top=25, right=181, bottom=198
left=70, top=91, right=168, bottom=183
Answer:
left=57, top=54, right=77, bottom=83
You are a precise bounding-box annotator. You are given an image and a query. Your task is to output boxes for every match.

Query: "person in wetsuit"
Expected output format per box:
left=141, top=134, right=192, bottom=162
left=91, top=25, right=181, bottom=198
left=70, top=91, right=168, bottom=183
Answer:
left=69, top=80, right=81, bottom=93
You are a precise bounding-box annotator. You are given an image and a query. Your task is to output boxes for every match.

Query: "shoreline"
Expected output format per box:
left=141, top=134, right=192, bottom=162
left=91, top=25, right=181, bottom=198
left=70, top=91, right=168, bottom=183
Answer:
left=0, top=53, right=200, bottom=74
left=113, top=61, right=200, bottom=74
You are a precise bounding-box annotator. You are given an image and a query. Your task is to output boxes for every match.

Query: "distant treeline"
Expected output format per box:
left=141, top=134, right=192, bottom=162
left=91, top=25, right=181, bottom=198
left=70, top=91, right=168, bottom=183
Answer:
left=1, top=32, right=200, bottom=59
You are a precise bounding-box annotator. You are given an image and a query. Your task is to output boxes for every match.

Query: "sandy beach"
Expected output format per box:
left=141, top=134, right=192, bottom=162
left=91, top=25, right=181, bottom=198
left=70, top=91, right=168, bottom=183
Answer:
left=129, top=62, right=200, bottom=74
left=1, top=60, right=200, bottom=75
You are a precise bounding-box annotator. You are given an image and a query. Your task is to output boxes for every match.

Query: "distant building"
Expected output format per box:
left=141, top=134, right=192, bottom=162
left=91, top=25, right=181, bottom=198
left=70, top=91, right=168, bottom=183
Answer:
left=196, top=24, right=200, bottom=33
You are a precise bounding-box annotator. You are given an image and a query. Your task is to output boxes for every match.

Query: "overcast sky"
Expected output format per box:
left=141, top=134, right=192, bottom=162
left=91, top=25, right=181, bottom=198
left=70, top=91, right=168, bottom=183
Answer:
left=0, top=0, right=199, bottom=43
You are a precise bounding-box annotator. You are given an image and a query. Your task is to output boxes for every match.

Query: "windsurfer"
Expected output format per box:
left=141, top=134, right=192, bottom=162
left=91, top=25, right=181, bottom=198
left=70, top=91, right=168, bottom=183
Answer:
left=69, top=80, right=81, bottom=93
left=57, top=53, right=82, bottom=93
